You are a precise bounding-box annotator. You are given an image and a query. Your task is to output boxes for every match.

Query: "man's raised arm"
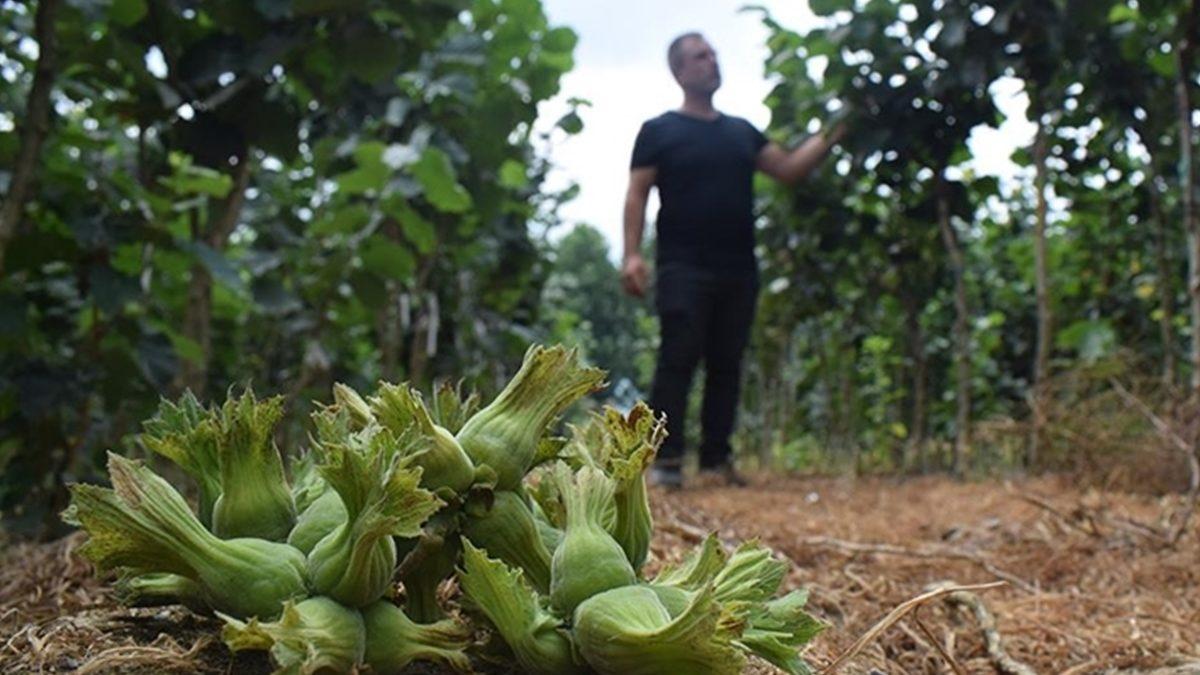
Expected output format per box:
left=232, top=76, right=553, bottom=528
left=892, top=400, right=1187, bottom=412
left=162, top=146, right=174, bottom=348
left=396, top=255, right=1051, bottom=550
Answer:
left=621, top=166, right=657, bottom=297
left=756, top=123, right=848, bottom=185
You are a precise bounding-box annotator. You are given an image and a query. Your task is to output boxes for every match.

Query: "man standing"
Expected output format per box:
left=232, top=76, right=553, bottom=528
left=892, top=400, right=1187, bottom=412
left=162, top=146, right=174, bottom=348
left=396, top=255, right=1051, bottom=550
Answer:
left=621, top=32, right=847, bottom=488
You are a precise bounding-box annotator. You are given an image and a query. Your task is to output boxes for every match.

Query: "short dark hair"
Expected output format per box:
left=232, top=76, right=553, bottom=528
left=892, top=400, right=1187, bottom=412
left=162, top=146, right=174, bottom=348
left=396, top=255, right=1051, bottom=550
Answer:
left=668, top=32, right=704, bottom=76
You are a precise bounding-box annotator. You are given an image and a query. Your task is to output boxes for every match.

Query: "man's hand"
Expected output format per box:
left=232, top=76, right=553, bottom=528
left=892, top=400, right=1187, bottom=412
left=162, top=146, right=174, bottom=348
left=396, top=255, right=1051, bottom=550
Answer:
left=621, top=253, right=650, bottom=297
left=622, top=167, right=656, bottom=297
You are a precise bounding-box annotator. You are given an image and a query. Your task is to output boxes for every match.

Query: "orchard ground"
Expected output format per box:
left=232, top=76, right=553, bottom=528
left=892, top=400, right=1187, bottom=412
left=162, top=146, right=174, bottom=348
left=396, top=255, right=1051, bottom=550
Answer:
left=2, top=475, right=1197, bottom=674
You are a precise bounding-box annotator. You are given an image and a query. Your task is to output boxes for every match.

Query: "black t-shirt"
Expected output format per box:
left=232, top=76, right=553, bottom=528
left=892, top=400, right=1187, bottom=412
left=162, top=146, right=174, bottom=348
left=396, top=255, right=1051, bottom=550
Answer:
left=631, top=111, right=768, bottom=271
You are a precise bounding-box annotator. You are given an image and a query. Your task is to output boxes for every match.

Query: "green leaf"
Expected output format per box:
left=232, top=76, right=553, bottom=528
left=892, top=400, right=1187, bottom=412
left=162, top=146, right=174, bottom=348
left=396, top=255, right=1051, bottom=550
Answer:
left=557, top=112, right=583, bottom=134
left=159, top=155, right=234, bottom=198
left=499, top=159, right=528, bottom=189
left=312, top=136, right=341, bottom=173
left=88, top=266, right=139, bottom=315
left=410, top=148, right=472, bottom=214
left=337, top=142, right=390, bottom=195
left=109, top=0, right=148, bottom=26
left=542, top=26, right=578, bottom=53
left=1149, top=50, right=1176, bottom=78
left=360, top=235, right=416, bottom=281
left=948, top=144, right=971, bottom=167
left=809, top=0, right=846, bottom=17
left=383, top=198, right=437, bottom=255
left=312, top=204, right=373, bottom=237
left=336, top=23, right=404, bottom=84
left=1107, top=4, right=1139, bottom=24
left=169, top=331, right=205, bottom=365
left=181, top=241, right=247, bottom=293
left=501, top=0, right=543, bottom=28
left=1056, top=319, right=1116, bottom=363
left=537, top=50, right=574, bottom=74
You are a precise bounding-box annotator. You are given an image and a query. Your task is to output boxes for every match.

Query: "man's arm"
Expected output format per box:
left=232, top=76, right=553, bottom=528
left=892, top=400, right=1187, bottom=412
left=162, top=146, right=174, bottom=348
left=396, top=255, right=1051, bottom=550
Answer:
left=621, top=166, right=657, bottom=297
left=756, top=124, right=848, bottom=185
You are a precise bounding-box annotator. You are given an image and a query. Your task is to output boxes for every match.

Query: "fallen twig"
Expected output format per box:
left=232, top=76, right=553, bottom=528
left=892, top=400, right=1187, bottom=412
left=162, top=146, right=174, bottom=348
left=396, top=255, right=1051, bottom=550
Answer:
left=1106, top=513, right=1170, bottom=542
left=662, top=492, right=1039, bottom=593
left=659, top=514, right=710, bottom=543
left=913, top=611, right=967, bottom=675
left=1015, top=491, right=1103, bottom=538
left=798, top=536, right=1038, bottom=594
left=1, top=623, right=32, bottom=656
left=1103, top=664, right=1200, bottom=675
left=1016, top=488, right=1172, bottom=546
left=819, top=581, right=1006, bottom=675
left=933, top=581, right=1037, bottom=675
left=658, top=504, right=740, bottom=550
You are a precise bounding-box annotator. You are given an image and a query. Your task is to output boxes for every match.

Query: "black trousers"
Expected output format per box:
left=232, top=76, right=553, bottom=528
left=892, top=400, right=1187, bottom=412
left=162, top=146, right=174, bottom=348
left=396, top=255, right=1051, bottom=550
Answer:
left=650, top=262, right=759, bottom=469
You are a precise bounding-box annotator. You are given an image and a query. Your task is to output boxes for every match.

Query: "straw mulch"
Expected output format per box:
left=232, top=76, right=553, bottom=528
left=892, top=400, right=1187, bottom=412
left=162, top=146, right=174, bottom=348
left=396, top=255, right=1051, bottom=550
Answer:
left=2, top=475, right=1198, bottom=674
left=653, top=474, right=1200, bottom=674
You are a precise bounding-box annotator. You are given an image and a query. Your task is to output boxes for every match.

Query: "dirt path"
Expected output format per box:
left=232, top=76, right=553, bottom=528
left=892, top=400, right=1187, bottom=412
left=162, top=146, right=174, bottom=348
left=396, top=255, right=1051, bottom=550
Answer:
left=2, top=475, right=1197, bottom=673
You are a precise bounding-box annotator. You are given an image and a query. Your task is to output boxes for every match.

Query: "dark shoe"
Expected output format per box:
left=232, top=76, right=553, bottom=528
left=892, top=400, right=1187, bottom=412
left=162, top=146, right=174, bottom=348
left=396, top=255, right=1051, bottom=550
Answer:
left=650, top=463, right=683, bottom=489
left=697, top=462, right=747, bottom=488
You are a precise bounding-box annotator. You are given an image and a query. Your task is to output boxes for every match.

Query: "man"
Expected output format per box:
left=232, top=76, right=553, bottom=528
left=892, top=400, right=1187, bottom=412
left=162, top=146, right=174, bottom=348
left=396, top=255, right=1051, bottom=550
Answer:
left=622, top=32, right=847, bottom=488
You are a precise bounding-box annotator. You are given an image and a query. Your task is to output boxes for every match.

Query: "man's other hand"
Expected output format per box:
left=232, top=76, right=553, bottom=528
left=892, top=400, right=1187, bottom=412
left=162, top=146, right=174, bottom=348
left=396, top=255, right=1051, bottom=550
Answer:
left=621, top=253, right=649, bottom=297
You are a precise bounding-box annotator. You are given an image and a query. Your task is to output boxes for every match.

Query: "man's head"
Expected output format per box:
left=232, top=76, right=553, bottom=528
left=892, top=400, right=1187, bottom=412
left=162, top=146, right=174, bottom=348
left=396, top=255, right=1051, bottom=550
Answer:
left=668, top=32, right=721, bottom=96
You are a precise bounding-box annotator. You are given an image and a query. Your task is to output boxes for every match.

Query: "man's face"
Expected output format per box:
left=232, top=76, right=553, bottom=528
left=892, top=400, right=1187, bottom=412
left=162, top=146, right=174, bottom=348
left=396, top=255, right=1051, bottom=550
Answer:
left=674, top=37, right=721, bottom=95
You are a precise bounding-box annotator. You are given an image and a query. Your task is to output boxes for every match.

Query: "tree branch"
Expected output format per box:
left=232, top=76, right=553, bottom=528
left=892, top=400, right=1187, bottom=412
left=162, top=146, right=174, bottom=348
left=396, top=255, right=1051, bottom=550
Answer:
left=820, top=581, right=1007, bottom=675
left=1108, top=378, right=1199, bottom=545
left=0, top=0, right=61, bottom=274
left=935, top=582, right=1037, bottom=675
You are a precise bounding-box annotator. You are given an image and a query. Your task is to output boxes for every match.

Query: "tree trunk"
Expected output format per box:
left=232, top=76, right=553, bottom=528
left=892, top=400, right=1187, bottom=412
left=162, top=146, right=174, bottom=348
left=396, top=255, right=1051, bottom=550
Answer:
left=379, top=283, right=403, bottom=381
left=902, top=289, right=928, bottom=472
left=403, top=253, right=440, bottom=385
left=0, top=0, right=61, bottom=274
left=758, top=336, right=790, bottom=468
left=936, top=173, right=971, bottom=476
left=175, top=158, right=252, bottom=397
left=1177, top=9, right=1200, bottom=392
left=840, top=354, right=857, bottom=471
left=178, top=260, right=213, bottom=397
left=774, top=352, right=791, bottom=466
left=1148, top=163, right=1179, bottom=386
left=816, top=333, right=834, bottom=452
left=1030, top=120, right=1053, bottom=468
left=756, top=355, right=773, bottom=467
left=407, top=292, right=440, bottom=385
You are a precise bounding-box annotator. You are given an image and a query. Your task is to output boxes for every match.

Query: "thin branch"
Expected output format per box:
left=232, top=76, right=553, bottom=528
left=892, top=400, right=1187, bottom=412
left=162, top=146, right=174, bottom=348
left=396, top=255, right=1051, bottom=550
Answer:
left=799, top=536, right=1037, bottom=594
left=1110, top=379, right=1192, bottom=454
left=936, top=582, right=1037, bottom=675
left=207, top=157, right=253, bottom=248
left=1109, top=378, right=1199, bottom=545
left=913, top=611, right=967, bottom=675
left=819, top=581, right=1006, bottom=675
left=1108, top=665, right=1200, bottom=675
left=1015, top=491, right=1103, bottom=538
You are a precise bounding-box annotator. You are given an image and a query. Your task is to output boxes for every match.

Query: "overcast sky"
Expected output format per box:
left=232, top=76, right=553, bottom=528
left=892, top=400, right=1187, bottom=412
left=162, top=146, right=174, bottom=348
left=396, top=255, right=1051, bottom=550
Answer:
left=535, top=0, right=1035, bottom=259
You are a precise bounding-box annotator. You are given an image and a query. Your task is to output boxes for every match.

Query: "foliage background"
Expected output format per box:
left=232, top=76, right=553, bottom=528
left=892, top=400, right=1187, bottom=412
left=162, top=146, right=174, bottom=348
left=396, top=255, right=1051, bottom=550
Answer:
left=5, top=0, right=1200, bottom=537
